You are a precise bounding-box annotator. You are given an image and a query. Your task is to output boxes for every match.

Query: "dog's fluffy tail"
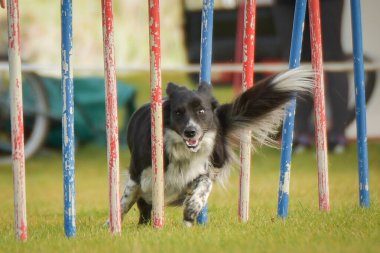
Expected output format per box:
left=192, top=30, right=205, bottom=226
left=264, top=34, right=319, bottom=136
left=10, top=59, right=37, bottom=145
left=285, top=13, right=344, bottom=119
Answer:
left=217, top=67, right=314, bottom=146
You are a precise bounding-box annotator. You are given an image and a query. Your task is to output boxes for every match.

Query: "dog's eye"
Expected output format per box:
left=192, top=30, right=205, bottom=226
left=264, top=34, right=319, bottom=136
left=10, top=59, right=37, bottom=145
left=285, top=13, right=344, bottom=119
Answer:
left=175, top=110, right=183, bottom=116
left=197, top=109, right=205, bottom=115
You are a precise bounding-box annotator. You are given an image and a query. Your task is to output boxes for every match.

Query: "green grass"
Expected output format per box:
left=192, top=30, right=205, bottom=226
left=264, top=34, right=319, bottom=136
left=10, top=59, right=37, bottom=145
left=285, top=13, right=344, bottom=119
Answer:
left=0, top=74, right=379, bottom=252
left=1, top=144, right=379, bottom=253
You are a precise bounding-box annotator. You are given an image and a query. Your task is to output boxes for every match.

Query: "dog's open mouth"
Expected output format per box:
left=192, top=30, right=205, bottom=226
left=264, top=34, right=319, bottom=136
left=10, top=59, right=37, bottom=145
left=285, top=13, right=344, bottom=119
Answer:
left=184, top=135, right=203, bottom=152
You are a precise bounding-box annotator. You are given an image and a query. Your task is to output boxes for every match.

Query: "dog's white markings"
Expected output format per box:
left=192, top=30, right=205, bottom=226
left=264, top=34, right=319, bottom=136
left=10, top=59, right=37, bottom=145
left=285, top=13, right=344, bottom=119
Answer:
left=183, top=220, right=193, bottom=228
left=186, top=119, right=199, bottom=128
left=120, top=172, right=139, bottom=218
left=140, top=129, right=216, bottom=206
left=184, top=118, right=204, bottom=152
left=183, top=174, right=212, bottom=223
left=108, top=173, right=139, bottom=226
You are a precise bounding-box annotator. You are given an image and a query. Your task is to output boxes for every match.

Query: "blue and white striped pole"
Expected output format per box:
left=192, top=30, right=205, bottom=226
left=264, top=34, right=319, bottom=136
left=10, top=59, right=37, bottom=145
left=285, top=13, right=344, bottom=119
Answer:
left=197, top=0, right=214, bottom=225
left=61, top=0, right=76, bottom=237
left=350, top=0, right=369, bottom=208
left=277, top=0, right=307, bottom=218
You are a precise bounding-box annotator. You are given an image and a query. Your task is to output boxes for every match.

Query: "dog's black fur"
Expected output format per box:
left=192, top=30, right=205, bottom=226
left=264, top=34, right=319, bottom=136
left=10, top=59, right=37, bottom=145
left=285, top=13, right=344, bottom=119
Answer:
left=118, top=68, right=313, bottom=227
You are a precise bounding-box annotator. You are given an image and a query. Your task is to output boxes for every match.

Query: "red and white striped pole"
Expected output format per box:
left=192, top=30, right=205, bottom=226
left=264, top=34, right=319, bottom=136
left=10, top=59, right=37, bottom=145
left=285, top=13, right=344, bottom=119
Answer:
left=148, top=0, right=165, bottom=229
left=5, top=0, right=27, bottom=241
left=238, top=0, right=256, bottom=222
left=309, top=0, right=330, bottom=211
left=101, top=0, right=121, bottom=234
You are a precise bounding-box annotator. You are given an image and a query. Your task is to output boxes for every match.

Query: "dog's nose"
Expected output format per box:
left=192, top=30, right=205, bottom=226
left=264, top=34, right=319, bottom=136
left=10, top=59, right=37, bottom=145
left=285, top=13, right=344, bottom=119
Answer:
left=184, top=127, right=197, bottom=138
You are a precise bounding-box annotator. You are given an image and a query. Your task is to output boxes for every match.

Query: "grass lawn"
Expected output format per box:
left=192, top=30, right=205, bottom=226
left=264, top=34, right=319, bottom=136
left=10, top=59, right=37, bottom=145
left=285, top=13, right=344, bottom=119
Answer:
left=0, top=74, right=379, bottom=252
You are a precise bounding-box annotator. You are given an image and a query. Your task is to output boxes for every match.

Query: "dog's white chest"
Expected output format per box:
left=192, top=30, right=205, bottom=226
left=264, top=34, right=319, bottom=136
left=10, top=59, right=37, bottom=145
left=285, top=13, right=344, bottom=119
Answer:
left=139, top=159, right=209, bottom=204
left=139, top=129, right=216, bottom=204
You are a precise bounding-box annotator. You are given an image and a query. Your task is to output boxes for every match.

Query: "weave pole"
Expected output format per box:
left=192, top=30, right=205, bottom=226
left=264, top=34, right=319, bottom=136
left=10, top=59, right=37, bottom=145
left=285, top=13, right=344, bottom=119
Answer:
left=238, top=0, right=256, bottom=223
left=308, top=0, right=330, bottom=211
left=148, top=0, right=165, bottom=228
left=277, top=0, right=307, bottom=218
left=350, top=0, right=370, bottom=208
left=61, top=0, right=76, bottom=237
left=101, top=0, right=121, bottom=234
left=6, top=0, right=27, bottom=241
left=196, top=0, right=214, bottom=225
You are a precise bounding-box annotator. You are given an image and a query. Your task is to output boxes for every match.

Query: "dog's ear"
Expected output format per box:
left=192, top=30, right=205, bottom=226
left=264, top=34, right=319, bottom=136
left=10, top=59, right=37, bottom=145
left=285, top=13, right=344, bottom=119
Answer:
left=211, top=97, right=219, bottom=110
left=166, top=82, right=180, bottom=96
left=198, top=81, right=212, bottom=95
left=198, top=81, right=218, bottom=110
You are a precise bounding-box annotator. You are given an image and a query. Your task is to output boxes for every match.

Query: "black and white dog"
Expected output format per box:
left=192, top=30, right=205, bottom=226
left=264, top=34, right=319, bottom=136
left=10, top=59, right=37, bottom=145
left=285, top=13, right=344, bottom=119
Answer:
left=119, top=68, right=313, bottom=227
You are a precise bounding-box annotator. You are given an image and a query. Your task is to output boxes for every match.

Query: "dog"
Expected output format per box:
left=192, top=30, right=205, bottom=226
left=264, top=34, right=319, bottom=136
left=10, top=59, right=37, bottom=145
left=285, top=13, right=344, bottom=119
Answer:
left=119, top=68, right=313, bottom=227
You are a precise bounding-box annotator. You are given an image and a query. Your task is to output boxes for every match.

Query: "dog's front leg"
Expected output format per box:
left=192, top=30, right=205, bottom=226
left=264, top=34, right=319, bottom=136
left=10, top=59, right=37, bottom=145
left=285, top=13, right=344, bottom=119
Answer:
left=183, top=174, right=212, bottom=227
left=104, top=173, right=139, bottom=228
left=120, top=174, right=139, bottom=220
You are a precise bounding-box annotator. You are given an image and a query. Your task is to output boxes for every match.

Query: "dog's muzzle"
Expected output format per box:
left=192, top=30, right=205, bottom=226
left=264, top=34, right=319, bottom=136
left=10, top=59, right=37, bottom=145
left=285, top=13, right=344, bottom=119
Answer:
left=183, top=126, right=203, bottom=152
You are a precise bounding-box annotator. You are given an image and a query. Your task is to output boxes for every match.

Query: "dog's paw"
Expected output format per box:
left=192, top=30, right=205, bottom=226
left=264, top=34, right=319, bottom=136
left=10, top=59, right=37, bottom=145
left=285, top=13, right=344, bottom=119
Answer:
left=183, top=220, right=193, bottom=228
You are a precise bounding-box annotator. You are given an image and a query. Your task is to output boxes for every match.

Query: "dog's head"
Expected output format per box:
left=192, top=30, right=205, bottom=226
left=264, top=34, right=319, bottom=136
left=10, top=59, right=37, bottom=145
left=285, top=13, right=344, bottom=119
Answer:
left=166, top=82, right=219, bottom=152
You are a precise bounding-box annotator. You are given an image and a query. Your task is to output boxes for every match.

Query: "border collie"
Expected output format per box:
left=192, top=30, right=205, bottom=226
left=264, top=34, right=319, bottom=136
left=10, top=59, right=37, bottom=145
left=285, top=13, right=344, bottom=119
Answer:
left=119, top=68, right=313, bottom=227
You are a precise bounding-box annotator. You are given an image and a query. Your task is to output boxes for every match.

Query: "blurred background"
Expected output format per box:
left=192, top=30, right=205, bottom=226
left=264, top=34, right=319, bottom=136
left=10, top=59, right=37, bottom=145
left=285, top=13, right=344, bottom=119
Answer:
left=0, top=0, right=379, bottom=160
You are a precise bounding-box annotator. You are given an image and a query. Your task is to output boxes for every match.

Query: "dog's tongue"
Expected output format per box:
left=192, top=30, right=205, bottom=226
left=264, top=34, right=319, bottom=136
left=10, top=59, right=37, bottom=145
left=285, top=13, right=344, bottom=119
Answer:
left=187, top=139, right=197, bottom=145
left=185, top=138, right=200, bottom=152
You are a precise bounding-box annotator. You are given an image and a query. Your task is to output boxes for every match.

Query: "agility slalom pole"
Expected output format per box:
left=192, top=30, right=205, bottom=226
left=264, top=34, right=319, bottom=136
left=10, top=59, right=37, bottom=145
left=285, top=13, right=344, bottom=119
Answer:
left=148, top=0, right=165, bottom=228
left=308, top=0, right=330, bottom=211
left=199, top=0, right=214, bottom=83
left=238, top=0, right=256, bottom=223
left=197, top=0, right=214, bottom=225
left=350, top=0, right=370, bottom=208
left=61, top=0, right=76, bottom=237
left=277, top=0, right=307, bottom=218
left=101, top=0, right=121, bottom=234
left=6, top=0, right=27, bottom=241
